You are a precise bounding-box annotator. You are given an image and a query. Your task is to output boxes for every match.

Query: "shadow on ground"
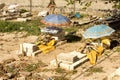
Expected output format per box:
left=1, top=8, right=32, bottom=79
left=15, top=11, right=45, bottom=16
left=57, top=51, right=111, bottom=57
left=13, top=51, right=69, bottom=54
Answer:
left=65, top=34, right=82, bottom=43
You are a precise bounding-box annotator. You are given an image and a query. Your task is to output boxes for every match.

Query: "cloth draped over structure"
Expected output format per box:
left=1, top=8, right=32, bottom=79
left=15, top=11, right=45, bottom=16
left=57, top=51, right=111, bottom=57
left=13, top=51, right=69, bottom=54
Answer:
left=38, top=39, right=56, bottom=53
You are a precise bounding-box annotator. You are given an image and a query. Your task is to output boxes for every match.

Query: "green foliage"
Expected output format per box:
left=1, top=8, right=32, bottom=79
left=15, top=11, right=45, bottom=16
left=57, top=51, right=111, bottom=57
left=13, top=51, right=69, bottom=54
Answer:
left=25, top=63, right=39, bottom=72
left=85, top=67, right=104, bottom=76
left=53, top=76, right=69, bottom=80
left=5, top=65, right=18, bottom=73
left=115, top=47, right=120, bottom=52
left=113, top=4, right=120, bottom=9
left=20, top=9, right=28, bottom=14
left=111, top=0, right=120, bottom=9
left=42, top=69, right=52, bottom=72
left=63, top=27, right=78, bottom=32
left=71, top=70, right=77, bottom=74
left=55, top=68, right=66, bottom=73
left=0, top=19, right=42, bottom=35
left=85, top=1, right=92, bottom=7
left=64, top=0, right=74, bottom=5
left=25, top=60, right=46, bottom=72
left=5, top=66, right=15, bottom=73
left=111, top=0, right=119, bottom=3
left=88, top=67, right=104, bottom=73
left=82, top=7, right=87, bottom=10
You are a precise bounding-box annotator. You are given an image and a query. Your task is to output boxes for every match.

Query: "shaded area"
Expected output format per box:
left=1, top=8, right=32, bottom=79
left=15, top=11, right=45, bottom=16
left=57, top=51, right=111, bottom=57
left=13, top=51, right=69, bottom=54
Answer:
left=108, top=19, right=120, bottom=30
left=65, top=34, right=81, bottom=43
left=104, top=18, right=120, bottom=47
left=110, top=40, right=119, bottom=49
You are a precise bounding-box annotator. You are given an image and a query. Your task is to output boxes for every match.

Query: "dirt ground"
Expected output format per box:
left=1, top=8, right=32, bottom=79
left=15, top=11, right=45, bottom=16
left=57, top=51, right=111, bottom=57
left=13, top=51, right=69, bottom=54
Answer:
left=0, top=1, right=119, bottom=79
left=0, top=32, right=120, bottom=80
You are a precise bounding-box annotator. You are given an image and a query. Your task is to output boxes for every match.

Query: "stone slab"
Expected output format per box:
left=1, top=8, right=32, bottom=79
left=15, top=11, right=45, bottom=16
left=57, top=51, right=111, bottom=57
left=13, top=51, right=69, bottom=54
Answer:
left=57, top=53, right=78, bottom=64
left=59, top=57, right=88, bottom=70
left=18, top=43, right=38, bottom=56
left=17, top=18, right=31, bottom=22
left=50, top=53, right=88, bottom=71
left=57, top=51, right=86, bottom=64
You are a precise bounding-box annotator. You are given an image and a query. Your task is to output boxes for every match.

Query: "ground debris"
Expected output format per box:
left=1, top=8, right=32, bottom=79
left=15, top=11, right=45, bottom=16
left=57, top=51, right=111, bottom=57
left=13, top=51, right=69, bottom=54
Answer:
left=3, top=58, right=16, bottom=64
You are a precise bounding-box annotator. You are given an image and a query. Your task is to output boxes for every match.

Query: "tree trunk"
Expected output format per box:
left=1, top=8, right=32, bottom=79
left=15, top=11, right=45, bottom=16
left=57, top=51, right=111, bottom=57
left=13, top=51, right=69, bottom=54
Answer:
left=47, top=0, right=56, bottom=14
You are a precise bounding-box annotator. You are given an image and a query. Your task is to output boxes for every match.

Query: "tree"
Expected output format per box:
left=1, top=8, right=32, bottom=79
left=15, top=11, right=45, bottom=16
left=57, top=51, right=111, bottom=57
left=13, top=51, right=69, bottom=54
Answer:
left=47, top=0, right=56, bottom=14
left=110, top=0, right=120, bottom=9
left=64, top=0, right=81, bottom=14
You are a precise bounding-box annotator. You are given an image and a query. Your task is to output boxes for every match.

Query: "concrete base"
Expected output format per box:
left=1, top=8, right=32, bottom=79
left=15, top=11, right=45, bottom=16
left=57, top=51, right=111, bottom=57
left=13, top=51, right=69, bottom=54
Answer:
left=60, top=57, right=88, bottom=70
left=50, top=51, right=88, bottom=71
left=57, top=53, right=78, bottom=64
left=18, top=43, right=38, bottom=57
left=0, top=17, right=15, bottom=20
left=17, top=18, right=31, bottom=22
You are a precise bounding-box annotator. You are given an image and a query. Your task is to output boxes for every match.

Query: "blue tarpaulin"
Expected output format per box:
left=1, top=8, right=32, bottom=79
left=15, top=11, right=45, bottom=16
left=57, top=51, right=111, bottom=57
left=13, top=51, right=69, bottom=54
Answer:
left=75, top=13, right=81, bottom=18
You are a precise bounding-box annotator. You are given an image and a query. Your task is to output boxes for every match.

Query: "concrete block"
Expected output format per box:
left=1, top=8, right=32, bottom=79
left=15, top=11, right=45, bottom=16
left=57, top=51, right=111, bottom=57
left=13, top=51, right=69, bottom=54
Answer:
left=57, top=53, right=78, bottom=64
left=18, top=44, right=25, bottom=55
left=59, top=62, right=71, bottom=70
left=22, top=43, right=36, bottom=50
left=17, top=18, right=27, bottom=21
left=0, top=17, right=14, bottom=20
left=50, top=55, right=88, bottom=70
left=70, top=57, right=88, bottom=70
left=50, top=59, right=61, bottom=69
left=32, top=50, right=42, bottom=57
left=18, top=43, right=38, bottom=56
left=57, top=51, right=86, bottom=64
left=21, top=12, right=32, bottom=18
left=17, top=18, right=31, bottom=22
left=59, top=57, right=88, bottom=70
left=69, top=51, right=86, bottom=59
left=50, top=51, right=88, bottom=71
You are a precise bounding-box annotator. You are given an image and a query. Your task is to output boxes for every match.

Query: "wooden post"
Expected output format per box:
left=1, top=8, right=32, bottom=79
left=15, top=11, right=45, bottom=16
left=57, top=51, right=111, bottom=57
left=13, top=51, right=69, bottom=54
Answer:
left=74, top=0, right=76, bottom=14
left=29, top=0, right=32, bottom=13
left=54, top=53, right=59, bottom=68
left=47, top=0, right=56, bottom=14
